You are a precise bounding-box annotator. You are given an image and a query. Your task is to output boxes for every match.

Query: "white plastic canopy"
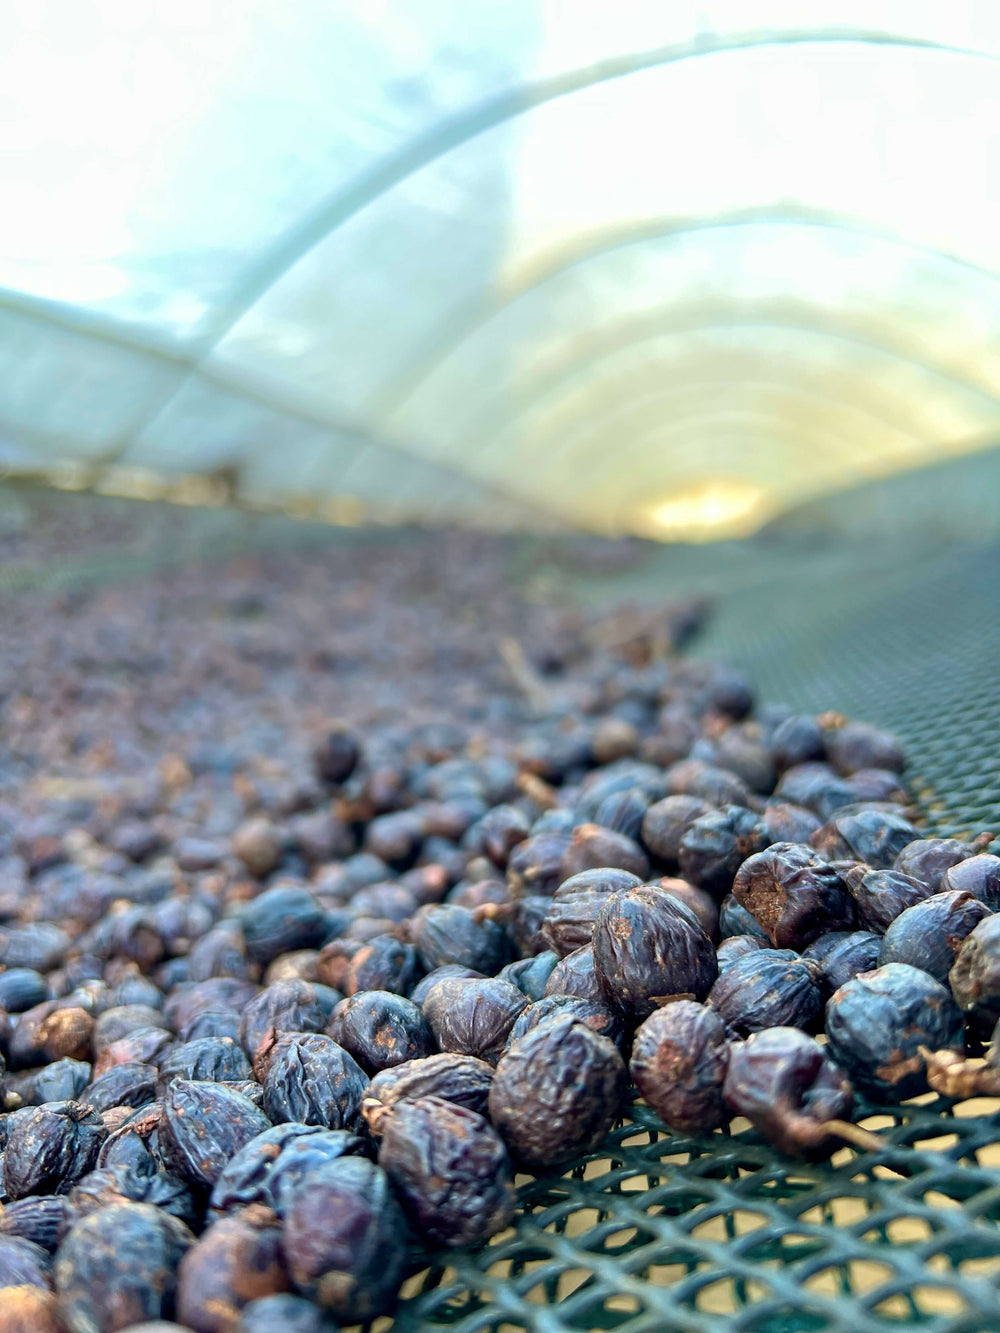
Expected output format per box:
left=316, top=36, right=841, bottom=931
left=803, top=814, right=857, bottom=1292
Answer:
left=3, top=2, right=1000, bottom=538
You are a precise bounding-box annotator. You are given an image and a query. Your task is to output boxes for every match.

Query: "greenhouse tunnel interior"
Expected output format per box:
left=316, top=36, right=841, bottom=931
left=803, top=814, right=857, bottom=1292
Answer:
left=3, top=1, right=1000, bottom=544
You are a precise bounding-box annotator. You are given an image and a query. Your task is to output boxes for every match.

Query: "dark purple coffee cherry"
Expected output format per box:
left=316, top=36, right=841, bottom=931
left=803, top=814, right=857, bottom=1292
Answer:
left=369, top=1095, right=515, bottom=1248
left=723, top=1028, right=853, bottom=1159
left=941, top=854, right=1000, bottom=909
left=505, top=832, right=573, bottom=898
left=541, top=868, right=642, bottom=957
left=770, top=715, right=825, bottom=771
left=208, top=1124, right=363, bottom=1220
left=826, top=964, right=964, bottom=1101
left=410, top=904, right=512, bottom=974
left=732, top=844, right=856, bottom=948
left=708, top=950, right=823, bottom=1036
left=156, top=1036, right=252, bottom=1093
left=422, top=977, right=526, bottom=1064
left=261, top=1034, right=367, bottom=1130
left=718, top=894, right=770, bottom=941
left=559, top=824, right=650, bottom=884
left=159, top=1081, right=269, bottom=1189
left=543, top=945, right=606, bottom=1003
left=949, top=914, right=1000, bottom=1029
left=826, top=721, right=904, bottom=776
left=761, top=801, right=823, bottom=845
left=238, top=981, right=327, bottom=1060
left=842, top=866, right=936, bottom=933
left=489, top=1015, right=626, bottom=1168
left=810, top=810, right=917, bottom=868
left=498, top=951, right=560, bottom=1001
left=54, top=1202, right=193, bottom=1332
left=0, top=1195, right=69, bottom=1252
left=716, top=934, right=767, bottom=972
left=892, top=838, right=983, bottom=893
left=339, top=934, right=422, bottom=997
left=878, top=890, right=991, bottom=985
left=409, top=964, right=484, bottom=1006
left=281, top=1157, right=405, bottom=1321
left=176, top=1204, right=288, bottom=1332
left=314, top=726, right=361, bottom=784
left=678, top=806, right=771, bottom=898
left=630, top=1001, right=729, bottom=1133
left=364, top=1052, right=494, bottom=1118
left=640, top=796, right=712, bottom=867
left=802, top=931, right=881, bottom=995
left=593, top=884, right=717, bottom=1017
left=3, top=1102, right=107, bottom=1200
left=237, top=1293, right=339, bottom=1333
left=331, top=990, right=434, bottom=1074
left=506, top=994, right=624, bottom=1050
left=61, top=1163, right=197, bottom=1236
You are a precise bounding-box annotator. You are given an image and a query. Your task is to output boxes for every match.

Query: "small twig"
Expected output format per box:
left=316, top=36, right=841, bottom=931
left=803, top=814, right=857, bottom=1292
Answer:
left=498, top=636, right=550, bottom=713
left=821, top=1118, right=887, bottom=1154
left=516, top=770, right=559, bottom=809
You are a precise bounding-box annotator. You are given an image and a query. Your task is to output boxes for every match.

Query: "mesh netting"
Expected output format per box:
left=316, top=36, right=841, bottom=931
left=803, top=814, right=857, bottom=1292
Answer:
left=391, top=536, right=1000, bottom=1333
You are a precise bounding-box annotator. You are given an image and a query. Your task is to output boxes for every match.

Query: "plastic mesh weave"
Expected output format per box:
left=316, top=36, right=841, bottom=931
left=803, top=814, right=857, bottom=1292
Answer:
left=393, top=535, right=1000, bottom=1333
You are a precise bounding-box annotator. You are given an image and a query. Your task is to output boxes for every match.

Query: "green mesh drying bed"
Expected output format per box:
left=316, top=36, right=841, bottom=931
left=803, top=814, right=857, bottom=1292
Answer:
left=392, top=536, right=1000, bottom=1333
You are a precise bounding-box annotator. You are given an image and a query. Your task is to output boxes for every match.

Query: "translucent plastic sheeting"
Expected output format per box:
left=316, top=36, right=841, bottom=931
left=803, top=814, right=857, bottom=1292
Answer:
left=2, top=2, right=1000, bottom=538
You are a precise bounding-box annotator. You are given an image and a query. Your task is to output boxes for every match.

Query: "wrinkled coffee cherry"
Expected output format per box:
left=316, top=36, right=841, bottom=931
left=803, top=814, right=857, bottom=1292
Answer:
left=368, top=1094, right=515, bottom=1247
left=592, top=883, right=717, bottom=1017
left=261, top=1034, right=367, bottom=1130
left=543, top=945, right=606, bottom=1003
left=422, top=977, right=526, bottom=1064
left=878, top=890, right=991, bottom=985
left=498, top=951, right=560, bottom=1000
left=3, top=1102, right=107, bottom=1200
left=677, top=806, right=770, bottom=898
left=716, top=934, right=767, bottom=971
left=826, top=963, right=964, bottom=1101
left=893, top=838, right=985, bottom=893
left=176, top=1204, right=288, bottom=1333
left=949, top=914, right=1000, bottom=1029
left=410, top=904, right=512, bottom=974
left=489, top=1014, right=626, bottom=1168
left=802, top=931, right=881, bottom=995
left=238, top=980, right=327, bottom=1060
left=810, top=810, right=917, bottom=868
left=209, top=1124, right=363, bottom=1220
left=236, top=1292, right=340, bottom=1333
left=723, top=1028, right=854, bottom=1159
left=630, top=1001, right=729, bottom=1133
left=330, top=990, right=434, bottom=1073
left=0, top=1195, right=69, bottom=1252
left=239, top=885, right=328, bottom=966
left=159, top=1081, right=269, bottom=1189
left=842, top=866, right=936, bottom=934
left=61, top=1163, right=197, bottom=1236
left=732, top=844, right=856, bottom=948
left=507, top=994, right=624, bottom=1049
left=157, top=1036, right=252, bottom=1092
left=0, top=1234, right=52, bottom=1288
left=825, top=721, right=904, bottom=776
left=55, top=1202, right=192, bottom=1333
left=541, top=868, right=641, bottom=957
left=641, top=795, right=712, bottom=867
left=708, top=950, right=823, bottom=1035
left=559, top=824, right=650, bottom=884
left=364, top=1052, right=494, bottom=1118
left=941, top=853, right=1000, bottom=908
left=281, top=1156, right=405, bottom=1321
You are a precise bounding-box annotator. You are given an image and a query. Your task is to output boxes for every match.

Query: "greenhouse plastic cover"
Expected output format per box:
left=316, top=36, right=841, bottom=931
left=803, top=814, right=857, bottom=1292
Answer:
left=2, top=2, right=1000, bottom=539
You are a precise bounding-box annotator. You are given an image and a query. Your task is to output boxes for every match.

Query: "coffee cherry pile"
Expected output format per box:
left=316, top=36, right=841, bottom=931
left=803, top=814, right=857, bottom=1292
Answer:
left=1, top=634, right=996, bottom=1331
